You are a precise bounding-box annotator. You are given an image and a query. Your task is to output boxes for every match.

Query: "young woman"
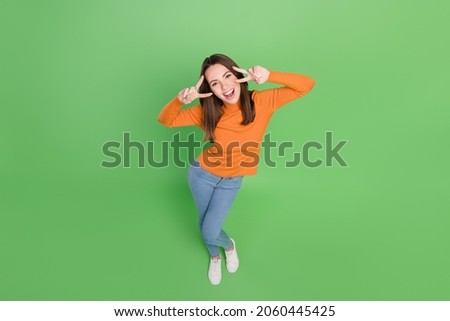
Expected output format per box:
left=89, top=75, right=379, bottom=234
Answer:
left=158, top=54, right=314, bottom=285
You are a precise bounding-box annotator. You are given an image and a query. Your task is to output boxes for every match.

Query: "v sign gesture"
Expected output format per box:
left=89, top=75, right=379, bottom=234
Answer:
left=233, top=66, right=270, bottom=85
left=177, top=75, right=213, bottom=105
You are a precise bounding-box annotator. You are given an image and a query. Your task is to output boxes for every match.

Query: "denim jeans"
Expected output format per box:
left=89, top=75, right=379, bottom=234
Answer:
left=187, top=160, right=244, bottom=257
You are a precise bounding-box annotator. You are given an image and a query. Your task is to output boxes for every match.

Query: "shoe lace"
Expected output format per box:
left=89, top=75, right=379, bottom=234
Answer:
left=210, top=257, right=221, bottom=271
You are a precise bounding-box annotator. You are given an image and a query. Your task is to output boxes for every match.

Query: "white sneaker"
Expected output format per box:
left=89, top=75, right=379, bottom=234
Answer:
left=225, top=238, right=239, bottom=273
left=208, top=256, right=222, bottom=285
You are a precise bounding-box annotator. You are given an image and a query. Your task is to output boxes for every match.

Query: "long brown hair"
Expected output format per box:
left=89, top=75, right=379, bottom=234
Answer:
left=199, top=54, right=255, bottom=142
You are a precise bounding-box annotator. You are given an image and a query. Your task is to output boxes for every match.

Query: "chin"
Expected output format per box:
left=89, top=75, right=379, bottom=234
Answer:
left=224, top=98, right=239, bottom=104
left=228, top=92, right=241, bottom=104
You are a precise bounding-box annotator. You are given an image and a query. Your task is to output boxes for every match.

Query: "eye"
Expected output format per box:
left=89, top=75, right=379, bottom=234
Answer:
left=211, top=82, right=217, bottom=87
left=225, top=73, right=231, bottom=79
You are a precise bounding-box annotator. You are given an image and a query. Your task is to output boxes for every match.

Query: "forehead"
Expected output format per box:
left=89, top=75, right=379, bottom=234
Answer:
left=204, top=64, right=230, bottom=82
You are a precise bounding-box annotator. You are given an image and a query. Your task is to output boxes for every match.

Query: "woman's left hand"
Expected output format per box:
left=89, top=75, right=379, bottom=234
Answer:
left=233, top=66, right=270, bottom=85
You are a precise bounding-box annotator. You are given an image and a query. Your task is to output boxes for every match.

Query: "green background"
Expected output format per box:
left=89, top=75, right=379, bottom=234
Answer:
left=1, top=0, right=449, bottom=300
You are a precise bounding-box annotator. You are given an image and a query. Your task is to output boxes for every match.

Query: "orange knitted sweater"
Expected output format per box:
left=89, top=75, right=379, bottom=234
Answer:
left=158, top=70, right=315, bottom=177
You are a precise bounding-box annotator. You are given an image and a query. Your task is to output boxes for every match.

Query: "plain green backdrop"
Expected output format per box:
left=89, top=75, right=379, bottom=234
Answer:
left=1, top=0, right=449, bottom=300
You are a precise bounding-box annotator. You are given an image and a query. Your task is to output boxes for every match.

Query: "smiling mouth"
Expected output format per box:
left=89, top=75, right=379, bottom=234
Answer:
left=224, top=88, right=235, bottom=100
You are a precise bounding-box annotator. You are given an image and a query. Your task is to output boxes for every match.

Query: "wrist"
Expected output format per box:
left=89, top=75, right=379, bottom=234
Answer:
left=175, top=95, right=185, bottom=105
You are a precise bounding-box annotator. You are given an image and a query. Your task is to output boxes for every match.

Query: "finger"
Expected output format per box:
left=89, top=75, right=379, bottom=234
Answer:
left=197, top=92, right=213, bottom=98
left=194, top=75, right=205, bottom=90
left=247, top=68, right=257, bottom=78
left=232, top=66, right=248, bottom=74
left=235, top=76, right=252, bottom=83
left=187, top=87, right=197, bottom=96
left=181, top=88, right=189, bottom=98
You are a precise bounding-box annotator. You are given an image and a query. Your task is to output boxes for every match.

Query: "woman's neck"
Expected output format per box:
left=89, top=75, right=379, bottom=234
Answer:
left=223, top=100, right=241, bottom=112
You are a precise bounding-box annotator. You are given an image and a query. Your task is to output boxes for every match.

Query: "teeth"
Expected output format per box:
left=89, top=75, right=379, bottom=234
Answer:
left=224, top=89, right=233, bottom=96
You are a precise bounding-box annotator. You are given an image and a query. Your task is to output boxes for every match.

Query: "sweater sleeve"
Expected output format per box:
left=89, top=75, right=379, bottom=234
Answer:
left=157, top=97, right=203, bottom=128
left=253, top=70, right=315, bottom=112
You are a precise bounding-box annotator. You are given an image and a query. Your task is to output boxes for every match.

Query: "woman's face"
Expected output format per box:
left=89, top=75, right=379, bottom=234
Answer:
left=204, top=64, right=241, bottom=104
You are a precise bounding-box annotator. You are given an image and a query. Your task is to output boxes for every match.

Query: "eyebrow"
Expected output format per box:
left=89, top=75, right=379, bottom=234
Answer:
left=209, top=71, right=230, bottom=84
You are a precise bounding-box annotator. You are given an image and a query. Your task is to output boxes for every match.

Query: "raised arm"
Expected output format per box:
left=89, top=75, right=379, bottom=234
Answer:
left=157, top=76, right=212, bottom=127
left=233, top=66, right=315, bottom=111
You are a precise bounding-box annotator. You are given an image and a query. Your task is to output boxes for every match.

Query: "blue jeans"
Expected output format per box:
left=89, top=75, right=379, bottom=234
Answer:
left=187, top=160, right=244, bottom=257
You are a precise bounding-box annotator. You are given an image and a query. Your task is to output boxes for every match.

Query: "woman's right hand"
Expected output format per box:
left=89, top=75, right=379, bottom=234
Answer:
left=177, top=75, right=213, bottom=104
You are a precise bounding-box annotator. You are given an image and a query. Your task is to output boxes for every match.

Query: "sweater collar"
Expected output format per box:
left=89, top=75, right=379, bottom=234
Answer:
left=223, top=101, right=241, bottom=112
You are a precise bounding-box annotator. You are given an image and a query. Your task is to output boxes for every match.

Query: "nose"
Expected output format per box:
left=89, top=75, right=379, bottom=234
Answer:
left=221, top=79, right=233, bottom=91
left=219, top=82, right=228, bottom=92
